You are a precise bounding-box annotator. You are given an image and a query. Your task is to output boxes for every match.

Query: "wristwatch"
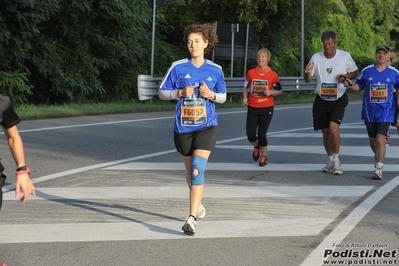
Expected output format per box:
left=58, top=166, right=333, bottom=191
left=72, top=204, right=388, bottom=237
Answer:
left=15, top=165, right=30, bottom=176
left=16, top=165, right=28, bottom=172
left=208, top=92, right=214, bottom=100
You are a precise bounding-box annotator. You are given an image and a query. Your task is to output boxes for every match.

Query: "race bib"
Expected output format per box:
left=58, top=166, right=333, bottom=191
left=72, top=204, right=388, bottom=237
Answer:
left=370, top=84, right=388, bottom=103
left=181, top=98, right=207, bottom=126
left=320, top=83, right=338, bottom=100
left=251, top=79, right=268, bottom=96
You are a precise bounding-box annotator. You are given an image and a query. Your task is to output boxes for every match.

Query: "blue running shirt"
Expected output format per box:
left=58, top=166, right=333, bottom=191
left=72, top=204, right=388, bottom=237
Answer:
left=160, top=58, right=226, bottom=133
left=355, top=65, right=399, bottom=122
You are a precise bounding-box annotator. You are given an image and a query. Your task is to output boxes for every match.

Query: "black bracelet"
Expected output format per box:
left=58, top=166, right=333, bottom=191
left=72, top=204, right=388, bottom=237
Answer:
left=16, top=165, right=28, bottom=172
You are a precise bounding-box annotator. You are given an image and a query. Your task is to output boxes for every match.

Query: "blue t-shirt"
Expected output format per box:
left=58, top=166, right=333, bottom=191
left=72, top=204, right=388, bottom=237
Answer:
left=355, top=65, right=399, bottom=123
left=159, top=58, right=226, bottom=133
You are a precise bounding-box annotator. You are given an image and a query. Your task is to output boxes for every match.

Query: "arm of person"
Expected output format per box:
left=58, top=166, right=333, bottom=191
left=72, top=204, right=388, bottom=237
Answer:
left=242, top=87, right=248, bottom=106
left=269, top=89, right=283, bottom=96
left=159, top=88, right=180, bottom=100
left=212, top=91, right=226, bottom=104
left=337, top=70, right=358, bottom=83
left=343, top=79, right=360, bottom=91
left=303, top=62, right=315, bottom=83
left=3, top=125, right=36, bottom=203
left=303, top=71, right=313, bottom=83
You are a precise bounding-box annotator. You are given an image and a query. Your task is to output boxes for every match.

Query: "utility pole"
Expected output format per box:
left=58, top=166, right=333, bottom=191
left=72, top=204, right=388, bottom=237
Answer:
left=301, top=0, right=305, bottom=76
left=147, top=0, right=165, bottom=77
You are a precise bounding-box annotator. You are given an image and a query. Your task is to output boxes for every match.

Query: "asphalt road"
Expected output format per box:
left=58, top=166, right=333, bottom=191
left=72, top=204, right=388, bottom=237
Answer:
left=0, top=101, right=398, bottom=266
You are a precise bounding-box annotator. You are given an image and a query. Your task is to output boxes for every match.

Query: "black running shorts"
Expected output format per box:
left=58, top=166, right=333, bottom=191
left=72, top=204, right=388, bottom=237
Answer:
left=364, top=122, right=391, bottom=138
left=174, top=126, right=218, bottom=156
left=0, top=162, right=5, bottom=212
left=312, top=93, right=348, bottom=131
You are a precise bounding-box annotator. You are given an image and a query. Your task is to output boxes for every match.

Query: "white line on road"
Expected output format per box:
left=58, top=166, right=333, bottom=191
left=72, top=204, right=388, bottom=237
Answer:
left=2, top=185, right=373, bottom=201
left=103, top=162, right=399, bottom=172
left=300, top=175, right=399, bottom=266
left=0, top=218, right=332, bottom=243
left=0, top=185, right=372, bottom=243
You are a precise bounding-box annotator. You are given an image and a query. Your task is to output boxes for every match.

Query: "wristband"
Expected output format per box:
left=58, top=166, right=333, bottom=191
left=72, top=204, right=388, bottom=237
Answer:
left=16, top=169, right=30, bottom=176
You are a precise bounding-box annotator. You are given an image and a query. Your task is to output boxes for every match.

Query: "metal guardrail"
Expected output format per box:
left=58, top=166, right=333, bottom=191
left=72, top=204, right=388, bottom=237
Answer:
left=138, top=74, right=317, bottom=101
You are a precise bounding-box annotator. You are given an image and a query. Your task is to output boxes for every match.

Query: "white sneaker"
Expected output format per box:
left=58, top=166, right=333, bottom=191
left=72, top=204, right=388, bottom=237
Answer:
left=332, top=160, right=343, bottom=175
left=322, top=161, right=334, bottom=173
left=198, top=203, right=206, bottom=219
left=182, top=216, right=196, bottom=235
left=372, top=168, right=382, bottom=180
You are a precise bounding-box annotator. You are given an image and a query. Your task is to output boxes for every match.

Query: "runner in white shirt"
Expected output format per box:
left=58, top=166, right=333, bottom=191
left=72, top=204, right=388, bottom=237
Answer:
left=304, top=30, right=358, bottom=175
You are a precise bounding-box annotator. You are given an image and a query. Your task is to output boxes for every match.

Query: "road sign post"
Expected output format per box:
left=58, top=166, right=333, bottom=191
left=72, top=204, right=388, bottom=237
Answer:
left=147, top=0, right=165, bottom=77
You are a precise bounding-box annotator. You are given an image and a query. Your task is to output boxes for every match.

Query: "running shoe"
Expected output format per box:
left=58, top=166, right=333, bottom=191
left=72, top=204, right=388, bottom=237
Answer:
left=198, top=203, right=206, bottom=219
left=385, top=138, right=389, bottom=147
left=372, top=168, right=382, bottom=180
left=259, top=156, right=267, bottom=166
left=322, top=161, right=334, bottom=173
left=252, top=145, right=260, bottom=161
left=182, top=215, right=196, bottom=235
left=332, top=160, right=343, bottom=175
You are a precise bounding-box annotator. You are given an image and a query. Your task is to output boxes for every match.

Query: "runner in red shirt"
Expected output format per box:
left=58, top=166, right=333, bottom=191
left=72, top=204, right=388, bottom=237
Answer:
left=242, top=48, right=282, bottom=166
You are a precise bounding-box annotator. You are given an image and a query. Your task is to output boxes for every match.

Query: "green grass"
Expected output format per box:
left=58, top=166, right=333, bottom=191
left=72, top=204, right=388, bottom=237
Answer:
left=15, top=90, right=363, bottom=120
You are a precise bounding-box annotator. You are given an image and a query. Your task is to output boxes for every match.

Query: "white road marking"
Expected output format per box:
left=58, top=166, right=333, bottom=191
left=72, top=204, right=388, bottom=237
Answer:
left=268, top=132, right=398, bottom=138
left=2, top=186, right=373, bottom=201
left=300, top=175, right=399, bottom=266
left=0, top=218, right=332, bottom=243
left=1, top=103, right=394, bottom=252
left=103, top=162, right=399, bottom=171
left=0, top=185, right=372, bottom=243
left=216, top=145, right=399, bottom=159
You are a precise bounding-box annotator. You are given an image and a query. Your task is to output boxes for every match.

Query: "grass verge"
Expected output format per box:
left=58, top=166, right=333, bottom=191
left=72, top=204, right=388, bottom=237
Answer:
left=15, top=90, right=363, bottom=120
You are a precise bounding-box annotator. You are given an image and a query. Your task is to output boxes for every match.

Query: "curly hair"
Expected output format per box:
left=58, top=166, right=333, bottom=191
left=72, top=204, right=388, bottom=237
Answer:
left=184, top=23, right=219, bottom=55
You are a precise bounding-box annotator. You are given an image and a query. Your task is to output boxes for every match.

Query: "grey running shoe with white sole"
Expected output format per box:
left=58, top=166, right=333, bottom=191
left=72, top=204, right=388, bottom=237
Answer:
left=332, top=160, right=343, bottom=175
left=198, top=203, right=206, bottom=219
left=322, top=161, right=334, bottom=173
left=372, top=168, right=382, bottom=180
left=182, top=215, right=196, bottom=235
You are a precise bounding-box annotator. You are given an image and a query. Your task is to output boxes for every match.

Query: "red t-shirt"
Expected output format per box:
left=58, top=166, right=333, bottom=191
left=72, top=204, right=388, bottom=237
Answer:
left=245, top=66, right=279, bottom=108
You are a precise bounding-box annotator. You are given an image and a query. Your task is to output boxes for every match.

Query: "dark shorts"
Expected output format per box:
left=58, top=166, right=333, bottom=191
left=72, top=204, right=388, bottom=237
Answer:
left=0, top=162, right=5, bottom=212
left=392, top=91, right=398, bottom=126
left=174, top=126, right=218, bottom=156
left=364, top=122, right=391, bottom=138
left=312, top=93, right=348, bottom=131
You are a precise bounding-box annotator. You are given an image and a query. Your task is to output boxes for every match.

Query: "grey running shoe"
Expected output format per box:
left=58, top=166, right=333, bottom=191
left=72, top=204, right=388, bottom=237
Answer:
left=322, top=161, right=334, bottom=173
left=332, top=160, right=343, bottom=175
left=182, top=216, right=196, bottom=235
left=372, top=168, right=382, bottom=180
left=198, top=203, right=206, bottom=219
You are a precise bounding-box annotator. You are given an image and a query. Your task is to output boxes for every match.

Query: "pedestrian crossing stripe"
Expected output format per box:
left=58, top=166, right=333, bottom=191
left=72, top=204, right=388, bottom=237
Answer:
left=0, top=185, right=373, bottom=243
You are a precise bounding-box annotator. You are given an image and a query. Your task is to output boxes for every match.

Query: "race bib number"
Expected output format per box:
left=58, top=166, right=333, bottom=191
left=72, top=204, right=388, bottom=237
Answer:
left=251, top=79, right=268, bottom=96
left=181, top=98, right=207, bottom=125
left=320, top=83, right=338, bottom=100
left=370, top=84, right=387, bottom=103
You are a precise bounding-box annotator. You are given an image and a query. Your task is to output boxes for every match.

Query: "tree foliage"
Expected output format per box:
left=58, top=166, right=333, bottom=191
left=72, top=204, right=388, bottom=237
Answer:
left=0, top=0, right=398, bottom=103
